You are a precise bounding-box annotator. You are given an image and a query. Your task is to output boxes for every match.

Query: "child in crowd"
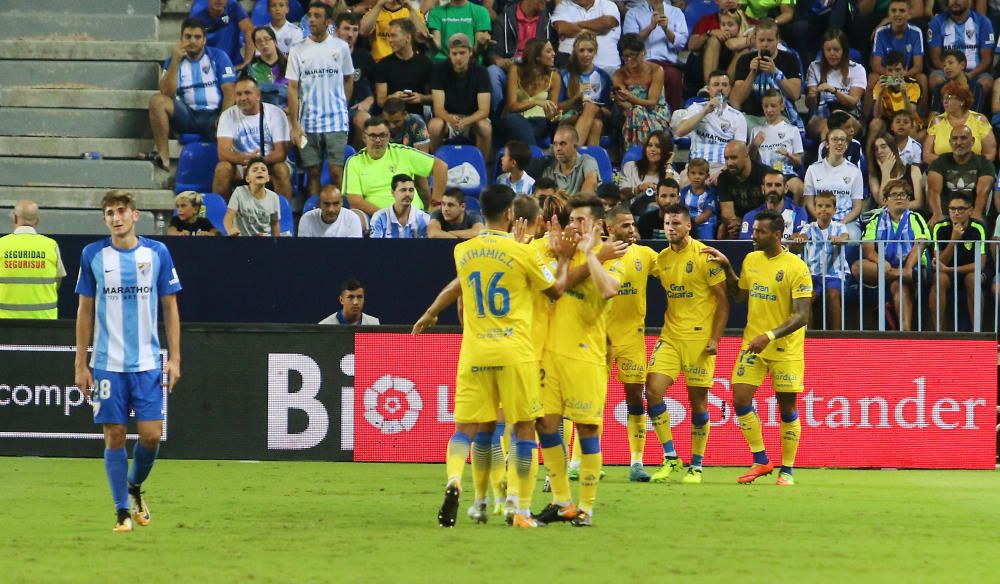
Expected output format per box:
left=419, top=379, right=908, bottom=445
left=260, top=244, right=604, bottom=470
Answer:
left=818, top=110, right=866, bottom=168
left=750, top=89, right=805, bottom=202
left=891, top=110, right=924, bottom=166
left=168, top=191, right=219, bottom=236
left=680, top=158, right=718, bottom=240
left=794, top=191, right=849, bottom=330
left=496, top=140, right=536, bottom=195
left=224, top=158, right=281, bottom=237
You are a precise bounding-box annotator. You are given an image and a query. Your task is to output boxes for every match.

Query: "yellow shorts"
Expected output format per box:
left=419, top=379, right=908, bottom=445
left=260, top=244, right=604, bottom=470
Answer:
left=647, top=337, right=717, bottom=388
left=610, top=337, right=648, bottom=384
left=540, top=352, right=608, bottom=425
left=455, top=361, right=543, bottom=424
left=731, top=348, right=805, bottom=393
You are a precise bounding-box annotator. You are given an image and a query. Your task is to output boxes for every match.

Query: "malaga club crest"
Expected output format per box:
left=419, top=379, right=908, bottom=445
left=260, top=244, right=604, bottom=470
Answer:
left=776, top=269, right=784, bottom=282
left=137, top=262, right=150, bottom=276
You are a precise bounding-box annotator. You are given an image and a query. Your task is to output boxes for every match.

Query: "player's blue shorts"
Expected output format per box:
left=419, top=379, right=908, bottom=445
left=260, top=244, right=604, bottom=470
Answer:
left=91, top=369, right=163, bottom=425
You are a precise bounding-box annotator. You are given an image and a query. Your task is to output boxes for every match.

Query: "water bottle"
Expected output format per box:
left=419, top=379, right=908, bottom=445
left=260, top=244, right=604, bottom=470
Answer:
left=155, top=211, right=166, bottom=235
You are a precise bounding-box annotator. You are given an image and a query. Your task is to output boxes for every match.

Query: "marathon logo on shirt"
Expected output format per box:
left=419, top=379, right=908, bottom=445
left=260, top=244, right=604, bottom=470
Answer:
left=102, top=285, right=153, bottom=298
left=694, top=128, right=731, bottom=143
left=303, top=67, right=341, bottom=77
left=749, top=283, right=777, bottom=301
left=179, top=78, right=219, bottom=92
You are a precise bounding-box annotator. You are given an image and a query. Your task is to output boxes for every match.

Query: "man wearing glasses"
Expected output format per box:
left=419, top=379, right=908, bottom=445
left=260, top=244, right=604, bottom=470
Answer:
left=928, top=194, right=988, bottom=330
left=342, top=116, right=449, bottom=215
left=926, top=124, right=995, bottom=226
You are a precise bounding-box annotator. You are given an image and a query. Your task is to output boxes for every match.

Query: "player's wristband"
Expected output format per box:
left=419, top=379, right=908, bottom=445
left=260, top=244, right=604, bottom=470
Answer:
left=765, top=330, right=776, bottom=341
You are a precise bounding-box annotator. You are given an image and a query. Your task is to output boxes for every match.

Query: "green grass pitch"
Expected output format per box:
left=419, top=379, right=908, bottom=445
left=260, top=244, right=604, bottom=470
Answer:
left=4, top=458, right=999, bottom=582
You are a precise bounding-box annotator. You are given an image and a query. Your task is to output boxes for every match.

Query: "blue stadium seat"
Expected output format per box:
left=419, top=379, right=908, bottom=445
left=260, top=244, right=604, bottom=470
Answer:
left=493, top=145, right=545, bottom=179
left=303, top=194, right=319, bottom=214
left=279, top=195, right=294, bottom=236
left=465, top=196, right=481, bottom=212
left=178, top=133, right=204, bottom=146
left=251, top=0, right=304, bottom=27
left=201, top=192, right=228, bottom=235
left=621, top=145, right=644, bottom=167
left=435, top=145, right=488, bottom=198
left=175, top=142, right=218, bottom=194
left=319, top=145, right=357, bottom=186
left=683, top=0, right=720, bottom=31
left=578, top=146, right=613, bottom=183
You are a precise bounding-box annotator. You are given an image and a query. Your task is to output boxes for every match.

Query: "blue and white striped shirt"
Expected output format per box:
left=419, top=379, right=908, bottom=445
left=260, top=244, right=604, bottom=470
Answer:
left=75, top=238, right=182, bottom=372
left=497, top=172, right=535, bottom=195
left=682, top=101, right=748, bottom=165
left=928, top=12, right=995, bottom=70
left=164, top=47, right=237, bottom=112
left=371, top=206, right=430, bottom=238
left=286, top=34, right=355, bottom=133
left=801, top=221, right=849, bottom=279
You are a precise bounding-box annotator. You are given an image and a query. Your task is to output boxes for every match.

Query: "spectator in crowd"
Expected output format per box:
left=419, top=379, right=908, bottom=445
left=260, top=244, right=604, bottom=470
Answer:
left=804, top=128, right=864, bottom=241
left=428, top=189, right=485, bottom=238
left=370, top=173, right=431, bottom=237
left=382, top=97, right=430, bottom=151
left=869, top=131, right=924, bottom=210
left=344, top=117, right=447, bottom=214
left=0, top=200, right=65, bottom=320
left=710, top=8, right=754, bottom=84
left=299, top=0, right=347, bottom=36
left=717, top=140, right=770, bottom=238
left=551, top=0, right=622, bottom=72
left=427, top=0, right=492, bottom=61
left=891, top=110, right=924, bottom=166
left=361, top=0, right=429, bottom=62
left=244, top=27, right=289, bottom=108
left=487, top=0, right=551, bottom=114
left=730, top=18, right=803, bottom=132
left=866, top=0, right=927, bottom=119
left=147, top=19, right=236, bottom=172
left=611, top=33, right=672, bottom=148
left=928, top=193, right=987, bottom=330
left=167, top=191, right=219, bottom=236
left=622, top=0, right=689, bottom=111
left=853, top=178, right=930, bottom=332
left=794, top=190, right=849, bottom=330
left=542, top=125, right=600, bottom=194
left=637, top=177, right=681, bottom=239
left=680, top=157, right=719, bottom=240
left=372, top=19, right=434, bottom=116
left=319, top=278, right=381, bottom=325
left=782, top=0, right=851, bottom=68
left=868, top=51, right=923, bottom=149
left=190, top=0, right=254, bottom=70
left=927, top=0, right=994, bottom=104
left=926, top=124, right=995, bottom=225
left=924, top=81, right=996, bottom=164
left=428, top=33, right=493, bottom=157
left=750, top=90, right=804, bottom=202
left=675, top=70, right=748, bottom=180
left=287, top=2, right=355, bottom=197
left=805, top=30, right=866, bottom=140
left=267, top=0, right=305, bottom=55
left=298, top=185, right=365, bottom=237
left=496, top=140, right=536, bottom=194
left=213, top=77, right=292, bottom=199
left=738, top=170, right=807, bottom=246
left=557, top=32, right=613, bottom=146
left=502, top=39, right=561, bottom=147
left=596, top=182, right=621, bottom=211
left=620, top=130, right=679, bottom=215
left=533, top=177, right=559, bottom=199
left=224, top=158, right=281, bottom=237
left=686, top=0, right=738, bottom=91
left=816, top=110, right=865, bottom=169
left=931, top=49, right=984, bottom=114
left=336, top=12, right=377, bottom=148
left=742, top=0, right=794, bottom=26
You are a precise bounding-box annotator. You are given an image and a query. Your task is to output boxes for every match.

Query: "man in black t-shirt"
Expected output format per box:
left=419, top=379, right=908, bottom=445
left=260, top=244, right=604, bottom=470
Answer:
left=729, top=18, right=802, bottom=131
left=428, top=189, right=485, bottom=238
left=928, top=194, right=988, bottom=331
left=926, top=125, right=996, bottom=226
left=428, top=33, right=492, bottom=156
left=717, top=141, right=771, bottom=238
left=372, top=18, right=434, bottom=116
left=637, top=178, right=682, bottom=240
left=337, top=13, right=377, bottom=148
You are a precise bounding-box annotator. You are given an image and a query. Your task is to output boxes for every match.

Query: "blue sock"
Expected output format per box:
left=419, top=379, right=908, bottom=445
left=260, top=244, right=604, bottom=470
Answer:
left=474, top=431, right=492, bottom=448
left=627, top=403, right=644, bottom=416
left=104, top=448, right=129, bottom=510
left=579, top=436, right=601, bottom=455
left=515, top=440, right=536, bottom=475
left=127, top=442, right=159, bottom=487
left=780, top=412, right=797, bottom=475
left=492, top=422, right=506, bottom=448
left=647, top=401, right=677, bottom=457
left=690, top=411, right=710, bottom=467
left=538, top=432, right=563, bottom=449
left=734, top=404, right=754, bottom=417
left=648, top=401, right=667, bottom=418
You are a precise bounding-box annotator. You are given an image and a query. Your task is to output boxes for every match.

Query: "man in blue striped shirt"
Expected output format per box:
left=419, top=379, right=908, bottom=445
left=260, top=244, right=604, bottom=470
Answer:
left=149, top=18, right=237, bottom=172
left=75, top=190, right=182, bottom=533
left=371, top=174, right=430, bottom=238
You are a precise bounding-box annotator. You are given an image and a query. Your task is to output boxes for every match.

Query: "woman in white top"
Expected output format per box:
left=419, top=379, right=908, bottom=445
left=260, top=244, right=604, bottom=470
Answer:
left=805, top=30, right=866, bottom=141
left=803, top=128, right=865, bottom=241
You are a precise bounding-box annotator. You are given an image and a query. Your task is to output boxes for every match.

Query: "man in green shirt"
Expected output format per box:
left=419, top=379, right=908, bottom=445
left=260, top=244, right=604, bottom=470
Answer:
left=427, top=0, right=492, bottom=61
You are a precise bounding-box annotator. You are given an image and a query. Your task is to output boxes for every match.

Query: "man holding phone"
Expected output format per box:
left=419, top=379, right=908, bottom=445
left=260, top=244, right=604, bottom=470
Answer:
left=623, top=0, right=688, bottom=111
left=729, top=18, right=802, bottom=132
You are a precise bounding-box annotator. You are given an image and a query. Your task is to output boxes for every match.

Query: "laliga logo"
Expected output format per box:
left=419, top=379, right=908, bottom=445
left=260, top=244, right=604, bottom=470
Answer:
left=363, top=375, right=422, bottom=434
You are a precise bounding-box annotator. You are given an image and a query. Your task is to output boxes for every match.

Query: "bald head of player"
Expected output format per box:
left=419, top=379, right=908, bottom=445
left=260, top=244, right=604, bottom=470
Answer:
left=479, top=184, right=517, bottom=231
left=661, top=203, right=692, bottom=248
left=750, top=209, right=785, bottom=255
left=606, top=205, right=637, bottom=245
left=12, top=199, right=40, bottom=227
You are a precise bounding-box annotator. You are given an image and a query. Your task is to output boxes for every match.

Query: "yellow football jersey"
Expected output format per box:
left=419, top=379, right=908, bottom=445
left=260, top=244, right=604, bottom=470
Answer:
left=607, top=244, right=658, bottom=344
left=654, top=238, right=727, bottom=340
left=545, top=246, right=624, bottom=365
left=455, top=229, right=556, bottom=366
left=738, top=247, right=813, bottom=361
left=529, top=235, right=556, bottom=356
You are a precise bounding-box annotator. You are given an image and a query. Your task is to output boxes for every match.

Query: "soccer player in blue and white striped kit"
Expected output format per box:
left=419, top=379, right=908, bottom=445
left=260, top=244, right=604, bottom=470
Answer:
left=74, top=190, right=182, bottom=532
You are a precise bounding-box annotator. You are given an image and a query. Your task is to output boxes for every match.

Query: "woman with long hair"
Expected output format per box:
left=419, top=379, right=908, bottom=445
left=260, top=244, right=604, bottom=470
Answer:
left=611, top=33, right=672, bottom=149
left=502, top=38, right=561, bottom=146
left=558, top=32, right=613, bottom=146
left=619, top=130, right=679, bottom=208
left=923, top=81, right=996, bottom=164
left=805, top=30, right=866, bottom=140
left=868, top=131, right=924, bottom=211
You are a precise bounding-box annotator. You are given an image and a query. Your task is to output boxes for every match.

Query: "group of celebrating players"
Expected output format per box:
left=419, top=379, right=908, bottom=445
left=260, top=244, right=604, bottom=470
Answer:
left=414, top=183, right=814, bottom=528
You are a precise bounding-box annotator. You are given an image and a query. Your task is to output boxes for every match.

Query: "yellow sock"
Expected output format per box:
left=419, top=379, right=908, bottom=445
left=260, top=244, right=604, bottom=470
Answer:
left=578, top=434, right=602, bottom=514
left=540, top=438, right=571, bottom=504
left=471, top=432, right=492, bottom=501
left=627, top=413, right=647, bottom=465
left=514, top=440, right=539, bottom=512
left=561, top=419, right=574, bottom=459
left=649, top=403, right=676, bottom=455
left=781, top=418, right=801, bottom=469
left=489, top=443, right=506, bottom=503
left=737, top=411, right=766, bottom=454
left=690, top=422, right=710, bottom=467
left=446, top=433, right=472, bottom=487
left=571, top=431, right=582, bottom=466
left=500, top=426, right=511, bottom=459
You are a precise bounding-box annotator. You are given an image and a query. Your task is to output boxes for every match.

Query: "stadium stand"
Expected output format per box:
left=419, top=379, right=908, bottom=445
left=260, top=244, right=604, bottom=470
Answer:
left=175, top=142, right=219, bottom=194
left=434, top=145, right=488, bottom=199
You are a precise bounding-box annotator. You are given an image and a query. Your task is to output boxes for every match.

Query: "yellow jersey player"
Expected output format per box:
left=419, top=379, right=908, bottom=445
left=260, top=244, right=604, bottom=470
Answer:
left=413, top=185, right=575, bottom=528
left=603, top=206, right=660, bottom=482
left=535, top=194, right=626, bottom=528
left=702, top=209, right=812, bottom=486
left=646, top=203, right=729, bottom=484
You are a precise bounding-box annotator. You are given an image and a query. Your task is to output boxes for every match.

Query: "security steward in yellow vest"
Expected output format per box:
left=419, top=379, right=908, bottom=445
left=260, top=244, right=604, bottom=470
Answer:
left=0, top=200, right=65, bottom=319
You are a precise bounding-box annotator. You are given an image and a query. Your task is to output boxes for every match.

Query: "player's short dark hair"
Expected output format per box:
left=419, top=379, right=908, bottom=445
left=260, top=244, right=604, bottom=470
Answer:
left=885, top=50, right=906, bottom=69
left=443, top=188, right=466, bottom=204
left=662, top=203, right=691, bottom=219
left=336, top=11, right=361, bottom=27
left=513, top=195, right=541, bottom=222
left=533, top=177, right=558, bottom=192
left=537, top=190, right=569, bottom=227
left=364, top=116, right=389, bottom=130
left=341, top=278, right=364, bottom=293
left=504, top=141, right=532, bottom=170
left=309, top=1, right=334, bottom=20
left=754, top=209, right=785, bottom=233
left=827, top=110, right=853, bottom=131
left=941, top=48, right=966, bottom=64
left=606, top=205, right=633, bottom=222
left=657, top=177, right=680, bottom=192
left=180, top=17, right=207, bottom=36
left=480, top=184, right=517, bottom=221
left=391, top=173, right=414, bottom=190
left=102, top=189, right=136, bottom=211
left=568, top=193, right=605, bottom=220
left=389, top=18, right=416, bottom=37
